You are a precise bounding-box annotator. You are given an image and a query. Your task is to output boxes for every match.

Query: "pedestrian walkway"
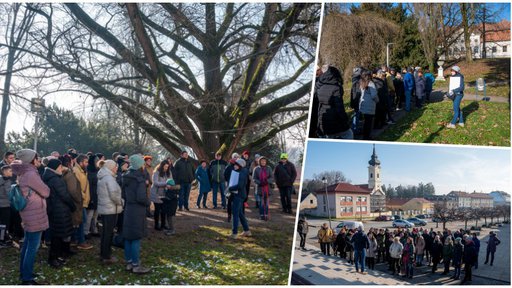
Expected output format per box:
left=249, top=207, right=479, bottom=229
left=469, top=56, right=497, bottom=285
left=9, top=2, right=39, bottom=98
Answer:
left=473, top=224, right=510, bottom=282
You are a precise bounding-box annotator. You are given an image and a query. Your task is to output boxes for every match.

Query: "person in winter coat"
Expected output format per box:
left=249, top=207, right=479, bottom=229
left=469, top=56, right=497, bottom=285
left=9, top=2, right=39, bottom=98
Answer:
left=253, top=156, right=274, bottom=220
left=122, top=155, right=151, bottom=274
left=462, top=236, right=478, bottom=284
left=414, top=69, right=426, bottom=108
left=273, top=153, right=297, bottom=214
left=163, top=178, right=180, bottom=236
left=446, top=66, right=465, bottom=128
left=97, top=160, right=123, bottom=264
left=43, top=159, right=76, bottom=269
left=228, top=159, right=251, bottom=239
left=403, top=67, right=415, bottom=112
left=375, top=229, right=385, bottom=263
left=335, top=229, right=347, bottom=258
left=313, top=65, right=353, bottom=139
left=150, top=160, right=171, bottom=230
left=85, top=154, right=99, bottom=237
left=297, top=215, right=309, bottom=250
left=60, top=155, right=82, bottom=232
left=0, top=165, right=12, bottom=246
left=345, top=232, right=355, bottom=264
left=400, top=237, right=414, bottom=278
left=209, top=153, right=227, bottom=209
left=367, top=233, right=378, bottom=270
left=373, top=70, right=389, bottom=129
left=431, top=235, right=443, bottom=273
left=11, top=149, right=50, bottom=284
left=442, top=237, right=454, bottom=275
left=72, top=154, right=93, bottom=250
left=424, top=68, right=435, bottom=103
left=471, top=232, right=480, bottom=269
left=195, top=160, right=211, bottom=209
left=115, top=157, right=129, bottom=234
left=484, top=231, right=501, bottom=266
left=359, top=70, right=379, bottom=140
left=423, top=230, right=433, bottom=266
left=317, top=223, right=333, bottom=256
left=389, top=236, right=403, bottom=275
left=452, top=237, right=464, bottom=280
left=415, top=235, right=426, bottom=266
left=393, top=72, right=405, bottom=110
left=352, top=227, right=370, bottom=273
left=224, top=153, right=239, bottom=222
left=174, top=151, right=195, bottom=211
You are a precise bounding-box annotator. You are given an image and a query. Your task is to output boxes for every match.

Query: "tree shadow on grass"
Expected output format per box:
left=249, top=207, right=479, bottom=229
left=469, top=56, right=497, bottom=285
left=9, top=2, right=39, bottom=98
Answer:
left=423, top=101, right=480, bottom=143
left=375, top=106, right=428, bottom=142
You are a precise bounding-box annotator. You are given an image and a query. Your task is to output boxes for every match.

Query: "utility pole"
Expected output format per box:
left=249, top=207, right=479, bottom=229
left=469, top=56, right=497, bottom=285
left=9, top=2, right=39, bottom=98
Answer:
left=386, top=43, right=394, bottom=68
left=30, top=97, right=45, bottom=152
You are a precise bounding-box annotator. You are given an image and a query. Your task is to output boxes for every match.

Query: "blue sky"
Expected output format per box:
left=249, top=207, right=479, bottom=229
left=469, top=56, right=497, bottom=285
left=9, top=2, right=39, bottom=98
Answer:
left=303, top=140, right=511, bottom=195
left=345, top=3, right=510, bottom=21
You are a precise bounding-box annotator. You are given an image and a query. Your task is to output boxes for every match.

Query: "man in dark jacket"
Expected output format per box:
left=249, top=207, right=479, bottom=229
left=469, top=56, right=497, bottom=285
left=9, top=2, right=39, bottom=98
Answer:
left=471, top=233, right=480, bottom=269
left=376, top=229, right=386, bottom=263
left=462, top=237, right=478, bottom=284
left=43, top=159, right=76, bottom=268
left=314, top=65, right=352, bottom=139
left=484, top=231, right=501, bottom=266
left=228, top=159, right=251, bottom=239
left=415, top=69, right=426, bottom=108
left=273, top=153, right=297, bottom=214
left=373, top=70, right=389, bottom=129
left=174, top=151, right=195, bottom=211
left=209, top=153, right=228, bottom=209
left=393, top=72, right=405, bottom=110
left=352, top=227, right=370, bottom=274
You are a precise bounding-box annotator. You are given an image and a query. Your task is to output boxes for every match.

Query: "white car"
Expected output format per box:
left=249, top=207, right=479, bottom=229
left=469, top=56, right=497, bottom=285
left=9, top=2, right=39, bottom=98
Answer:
left=392, top=219, right=415, bottom=228
left=334, top=221, right=364, bottom=234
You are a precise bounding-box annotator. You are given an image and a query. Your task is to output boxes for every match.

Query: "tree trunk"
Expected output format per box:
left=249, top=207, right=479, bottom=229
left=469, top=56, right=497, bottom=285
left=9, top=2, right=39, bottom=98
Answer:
left=482, top=6, right=487, bottom=59
left=0, top=52, right=15, bottom=152
left=461, top=3, right=473, bottom=62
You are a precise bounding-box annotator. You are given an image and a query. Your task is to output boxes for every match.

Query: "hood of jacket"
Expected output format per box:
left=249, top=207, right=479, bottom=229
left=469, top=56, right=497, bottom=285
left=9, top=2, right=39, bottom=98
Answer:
left=11, top=161, right=36, bottom=176
left=98, top=167, right=115, bottom=180
left=42, top=167, right=62, bottom=182
left=123, top=168, right=145, bottom=182
left=318, top=68, right=341, bottom=86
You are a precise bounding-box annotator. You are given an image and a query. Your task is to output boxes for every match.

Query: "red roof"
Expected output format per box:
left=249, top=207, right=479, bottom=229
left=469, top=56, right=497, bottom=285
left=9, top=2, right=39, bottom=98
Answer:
left=387, top=199, right=409, bottom=206
left=479, top=20, right=511, bottom=42
left=316, top=182, right=372, bottom=195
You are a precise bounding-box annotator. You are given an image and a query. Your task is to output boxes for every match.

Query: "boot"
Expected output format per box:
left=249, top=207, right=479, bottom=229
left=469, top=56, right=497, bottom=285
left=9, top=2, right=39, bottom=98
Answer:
left=131, top=265, right=151, bottom=274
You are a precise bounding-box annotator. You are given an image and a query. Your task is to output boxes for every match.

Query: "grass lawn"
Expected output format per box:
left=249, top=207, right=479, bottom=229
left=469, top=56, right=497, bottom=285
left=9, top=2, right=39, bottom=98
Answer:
left=377, top=101, right=511, bottom=146
left=0, top=190, right=297, bottom=285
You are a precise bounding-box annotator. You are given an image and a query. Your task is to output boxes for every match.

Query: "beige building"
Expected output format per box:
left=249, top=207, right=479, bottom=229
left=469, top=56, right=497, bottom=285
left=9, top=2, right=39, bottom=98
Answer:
left=310, top=183, right=371, bottom=218
left=448, top=191, right=494, bottom=208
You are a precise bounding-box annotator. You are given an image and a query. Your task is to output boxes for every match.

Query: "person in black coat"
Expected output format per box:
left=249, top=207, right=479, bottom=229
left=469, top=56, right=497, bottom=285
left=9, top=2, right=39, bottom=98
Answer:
left=86, top=154, right=99, bottom=236
left=335, top=230, right=347, bottom=258
left=484, top=231, right=501, bottom=266
left=462, top=238, right=478, bottom=284
left=228, top=159, right=251, bottom=239
left=122, top=155, right=151, bottom=274
left=373, top=70, right=389, bottom=129
left=393, top=72, right=405, bottom=110
left=173, top=151, right=195, bottom=211
left=43, top=159, right=76, bottom=268
left=313, top=65, right=352, bottom=139
left=415, top=69, right=426, bottom=108
left=431, top=235, right=443, bottom=273
left=423, top=231, right=433, bottom=265
left=273, top=154, right=297, bottom=214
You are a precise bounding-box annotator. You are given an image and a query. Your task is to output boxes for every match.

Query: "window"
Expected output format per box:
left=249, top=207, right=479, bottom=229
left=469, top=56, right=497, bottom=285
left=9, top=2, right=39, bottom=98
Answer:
left=341, top=207, right=353, bottom=213
left=503, top=46, right=508, bottom=53
left=377, top=174, right=380, bottom=178
left=347, top=196, right=352, bottom=202
left=310, top=199, right=313, bottom=204
left=356, top=206, right=360, bottom=212
left=323, top=206, right=326, bottom=212
left=370, top=173, right=373, bottom=178
left=474, top=46, right=479, bottom=53
left=492, top=46, right=497, bottom=53
left=362, top=206, right=367, bottom=212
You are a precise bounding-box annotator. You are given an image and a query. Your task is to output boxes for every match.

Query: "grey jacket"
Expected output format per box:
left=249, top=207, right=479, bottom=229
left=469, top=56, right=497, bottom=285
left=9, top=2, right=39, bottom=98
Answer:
left=0, top=177, right=12, bottom=208
left=150, top=172, right=168, bottom=204
left=359, top=81, right=379, bottom=115
left=97, top=167, right=123, bottom=215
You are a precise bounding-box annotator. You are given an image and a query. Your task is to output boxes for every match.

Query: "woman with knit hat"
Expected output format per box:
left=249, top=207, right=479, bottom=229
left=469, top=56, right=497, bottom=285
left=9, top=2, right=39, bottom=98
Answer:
left=122, top=154, right=151, bottom=274
left=252, top=156, right=274, bottom=220
left=228, top=158, right=251, bottom=239
left=42, top=158, right=76, bottom=269
left=11, top=149, right=50, bottom=284
left=97, top=160, right=123, bottom=264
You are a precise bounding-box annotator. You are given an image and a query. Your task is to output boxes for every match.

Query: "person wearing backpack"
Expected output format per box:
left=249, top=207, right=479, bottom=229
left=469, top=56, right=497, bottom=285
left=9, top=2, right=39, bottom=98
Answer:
left=313, top=65, right=352, bottom=139
left=273, top=153, right=297, bottom=214
left=11, top=149, right=50, bottom=285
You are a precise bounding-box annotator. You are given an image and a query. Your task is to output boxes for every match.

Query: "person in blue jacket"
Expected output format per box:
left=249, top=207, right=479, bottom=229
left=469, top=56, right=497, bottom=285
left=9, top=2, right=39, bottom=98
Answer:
left=447, top=66, right=465, bottom=129
left=195, top=160, right=211, bottom=209
left=403, top=67, right=415, bottom=112
left=424, top=68, right=435, bottom=103
left=228, top=159, right=251, bottom=239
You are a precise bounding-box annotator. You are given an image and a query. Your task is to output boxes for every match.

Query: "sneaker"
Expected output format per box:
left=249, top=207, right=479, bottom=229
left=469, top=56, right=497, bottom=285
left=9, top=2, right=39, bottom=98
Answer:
left=203, top=205, right=208, bottom=209
left=446, top=123, right=456, bottom=129
left=387, top=120, right=396, bottom=125
left=126, top=263, right=133, bottom=271
left=195, top=205, right=201, bottom=209
left=164, top=230, right=176, bottom=236
left=77, top=243, right=93, bottom=250
left=458, top=123, right=465, bottom=127
left=102, top=257, right=118, bottom=265
left=41, top=242, right=48, bottom=249
left=229, top=234, right=238, bottom=239
left=241, top=231, right=252, bottom=237
left=131, top=265, right=151, bottom=274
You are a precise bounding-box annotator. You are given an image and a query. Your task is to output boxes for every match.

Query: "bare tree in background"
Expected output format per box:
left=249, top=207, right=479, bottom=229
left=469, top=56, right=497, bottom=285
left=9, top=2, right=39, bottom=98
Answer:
left=412, top=3, right=442, bottom=71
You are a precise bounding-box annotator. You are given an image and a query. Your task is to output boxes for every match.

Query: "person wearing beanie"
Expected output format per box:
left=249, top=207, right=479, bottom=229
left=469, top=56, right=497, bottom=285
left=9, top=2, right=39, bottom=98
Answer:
left=447, top=66, right=465, bottom=129
left=122, top=154, right=151, bottom=274
left=195, top=160, right=211, bottom=209
left=173, top=151, right=195, bottom=211
left=43, top=158, right=76, bottom=269
left=97, top=159, right=123, bottom=264
left=224, top=155, right=238, bottom=222
left=273, top=153, right=297, bottom=214
left=240, top=151, right=252, bottom=210
left=11, top=150, right=50, bottom=284
left=253, top=156, right=274, bottom=220
left=115, top=157, right=130, bottom=234
left=228, top=158, right=251, bottom=239
left=150, top=160, right=171, bottom=231
left=209, top=153, right=228, bottom=209
left=163, top=177, right=180, bottom=236
left=72, top=154, right=93, bottom=250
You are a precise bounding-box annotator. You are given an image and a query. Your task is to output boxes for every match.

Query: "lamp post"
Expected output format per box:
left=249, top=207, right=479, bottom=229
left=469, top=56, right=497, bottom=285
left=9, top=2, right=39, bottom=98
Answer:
left=358, top=196, right=363, bottom=221
left=322, top=177, right=332, bottom=229
left=30, top=97, right=45, bottom=152
left=386, top=43, right=394, bottom=68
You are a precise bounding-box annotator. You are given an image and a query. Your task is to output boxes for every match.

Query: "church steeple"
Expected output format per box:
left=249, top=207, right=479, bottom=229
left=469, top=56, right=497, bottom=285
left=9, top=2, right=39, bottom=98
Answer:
left=368, top=144, right=381, bottom=166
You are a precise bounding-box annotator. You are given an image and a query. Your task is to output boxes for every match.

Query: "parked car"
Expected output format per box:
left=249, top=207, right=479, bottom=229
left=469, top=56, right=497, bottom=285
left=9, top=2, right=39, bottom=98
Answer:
left=392, top=219, right=415, bottom=228
left=407, top=217, right=427, bottom=226
left=334, top=221, right=364, bottom=234
left=375, top=215, right=392, bottom=221
left=415, top=214, right=428, bottom=219
left=393, top=215, right=403, bottom=220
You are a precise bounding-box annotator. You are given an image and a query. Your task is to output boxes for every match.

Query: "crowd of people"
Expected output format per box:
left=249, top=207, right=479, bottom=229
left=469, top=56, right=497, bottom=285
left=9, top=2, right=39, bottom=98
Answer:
left=297, top=218, right=500, bottom=285
left=0, top=148, right=297, bottom=284
left=311, top=63, right=465, bottom=140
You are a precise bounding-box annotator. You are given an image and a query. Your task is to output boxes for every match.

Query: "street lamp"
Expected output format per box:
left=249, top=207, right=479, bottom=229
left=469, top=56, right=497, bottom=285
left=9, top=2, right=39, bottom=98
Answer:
left=386, top=43, right=394, bottom=68
left=30, top=97, right=45, bottom=152
left=322, top=177, right=332, bottom=229
left=358, top=196, right=363, bottom=221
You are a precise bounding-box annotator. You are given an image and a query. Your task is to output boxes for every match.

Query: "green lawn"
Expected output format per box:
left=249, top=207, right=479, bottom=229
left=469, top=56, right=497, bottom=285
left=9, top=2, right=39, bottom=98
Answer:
left=0, top=196, right=295, bottom=285
left=377, top=101, right=511, bottom=146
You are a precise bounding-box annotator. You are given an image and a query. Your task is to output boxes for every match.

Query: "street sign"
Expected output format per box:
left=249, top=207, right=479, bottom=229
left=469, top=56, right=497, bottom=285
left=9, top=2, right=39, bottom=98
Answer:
left=30, top=98, right=45, bottom=112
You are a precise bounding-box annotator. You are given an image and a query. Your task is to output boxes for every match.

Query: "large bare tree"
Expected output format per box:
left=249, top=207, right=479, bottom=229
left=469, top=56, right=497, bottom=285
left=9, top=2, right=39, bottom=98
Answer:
left=15, top=3, right=318, bottom=159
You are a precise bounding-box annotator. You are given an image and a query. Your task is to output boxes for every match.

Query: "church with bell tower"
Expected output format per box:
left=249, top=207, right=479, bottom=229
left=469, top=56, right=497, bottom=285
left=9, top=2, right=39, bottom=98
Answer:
left=356, top=144, right=387, bottom=212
